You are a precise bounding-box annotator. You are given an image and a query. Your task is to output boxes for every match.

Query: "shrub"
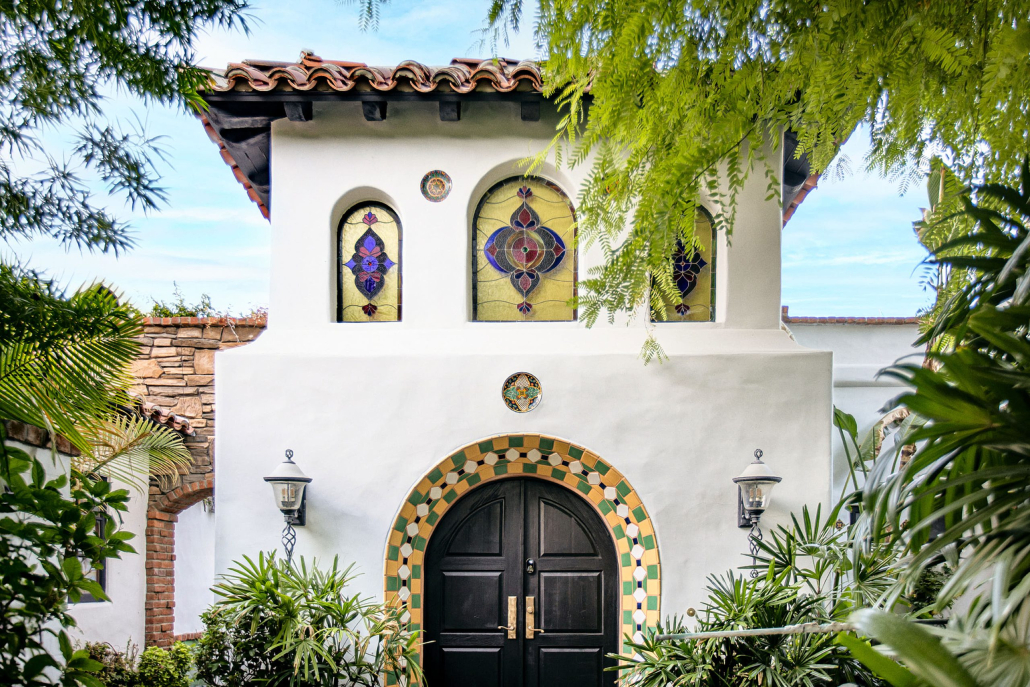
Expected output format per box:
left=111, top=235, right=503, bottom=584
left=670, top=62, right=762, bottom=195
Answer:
left=84, top=642, right=193, bottom=687
left=195, top=553, right=421, bottom=687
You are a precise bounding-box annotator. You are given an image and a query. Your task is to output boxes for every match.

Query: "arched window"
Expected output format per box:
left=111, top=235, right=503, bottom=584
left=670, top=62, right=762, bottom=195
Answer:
left=471, top=176, right=577, bottom=321
left=337, top=203, right=402, bottom=322
left=652, top=207, right=716, bottom=322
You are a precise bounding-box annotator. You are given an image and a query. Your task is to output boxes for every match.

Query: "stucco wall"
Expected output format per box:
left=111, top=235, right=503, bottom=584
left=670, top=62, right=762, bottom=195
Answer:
left=214, top=100, right=834, bottom=620
left=173, top=501, right=216, bottom=636
left=69, top=482, right=148, bottom=650
left=788, top=322, right=922, bottom=497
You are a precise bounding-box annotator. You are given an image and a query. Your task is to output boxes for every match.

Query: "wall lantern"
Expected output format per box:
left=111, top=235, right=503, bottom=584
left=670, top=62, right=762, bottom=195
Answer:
left=732, top=449, right=782, bottom=577
left=264, top=449, right=311, bottom=563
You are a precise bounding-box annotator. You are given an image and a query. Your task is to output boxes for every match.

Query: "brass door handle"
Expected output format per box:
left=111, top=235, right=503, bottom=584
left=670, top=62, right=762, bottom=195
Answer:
left=498, top=596, right=517, bottom=639
left=526, top=596, right=545, bottom=639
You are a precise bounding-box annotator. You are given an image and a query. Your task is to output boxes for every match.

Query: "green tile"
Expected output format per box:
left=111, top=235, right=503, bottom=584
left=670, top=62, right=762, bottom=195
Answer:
left=387, top=545, right=399, bottom=561
left=523, top=463, right=537, bottom=474
left=575, top=481, right=591, bottom=496
left=410, top=594, right=421, bottom=609
left=647, top=564, right=658, bottom=580
left=550, top=467, right=567, bottom=480
left=617, top=480, right=631, bottom=498
left=599, top=500, right=612, bottom=515
left=478, top=439, right=495, bottom=453
left=406, top=490, right=424, bottom=506
left=613, top=524, right=625, bottom=540
left=621, top=552, right=631, bottom=567
left=443, top=490, right=457, bottom=503
left=623, top=580, right=633, bottom=595
left=427, top=467, right=443, bottom=484
left=450, top=451, right=466, bottom=468
left=623, top=610, right=633, bottom=625
left=594, top=461, right=610, bottom=475
left=466, top=473, right=481, bottom=487
left=508, top=436, right=524, bottom=447
left=386, top=673, right=398, bottom=686
left=647, top=596, right=658, bottom=610
left=539, top=437, right=554, bottom=451
left=409, top=623, right=420, bottom=633
left=426, top=511, right=439, bottom=526
left=411, top=654, right=421, bottom=667
left=568, top=445, right=584, bottom=459
left=643, top=534, right=655, bottom=550
left=412, top=564, right=421, bottom=578
left=413, top=536, right=427, bottom=551
left=633, top=506, right=646, bottom=522
left=393, top=516, right=407, bottom=533
left=494, top=464, right=508, bottom=475
left=386, top=576, right=399, bottom=592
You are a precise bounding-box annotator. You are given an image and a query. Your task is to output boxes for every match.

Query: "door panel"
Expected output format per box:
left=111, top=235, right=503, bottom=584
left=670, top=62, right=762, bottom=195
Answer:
left=539, top=572, right=601, bottom=632
left=539, top=501, right=596, bottom=556
left=424, top=477, right=617, bottom=687
left=537, top=648, right=603, bottom=687
left=448, top=501, right=505, bottom=555
left=441, top=648, right=503, bottom=687
left=441, top=572, right=505, bottom=631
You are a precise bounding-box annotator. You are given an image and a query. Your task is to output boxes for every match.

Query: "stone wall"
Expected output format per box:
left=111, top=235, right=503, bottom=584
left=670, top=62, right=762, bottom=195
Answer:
left=135, top=316, right=265, bottom=647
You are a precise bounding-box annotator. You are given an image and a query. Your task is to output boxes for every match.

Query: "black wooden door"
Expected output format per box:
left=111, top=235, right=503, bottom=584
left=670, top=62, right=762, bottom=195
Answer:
left=424, top=477, right=618, bottom=687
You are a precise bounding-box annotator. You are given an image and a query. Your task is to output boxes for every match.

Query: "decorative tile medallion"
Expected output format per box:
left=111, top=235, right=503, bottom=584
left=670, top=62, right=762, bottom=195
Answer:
left=420, top=170, right=452, bottom=202
left=502, top=372, right=542, bottom=413
left=383, top=434, right=661, bottom=681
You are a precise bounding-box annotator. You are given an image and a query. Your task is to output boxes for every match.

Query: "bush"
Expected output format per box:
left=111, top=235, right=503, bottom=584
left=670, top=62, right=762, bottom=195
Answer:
left=0, top=448, right=135, bottom=686
left=195, top=553, right=421, bottom=687
left=621, top=574, right=886, bottom=687
left=84, top=642, right=192, bottom=687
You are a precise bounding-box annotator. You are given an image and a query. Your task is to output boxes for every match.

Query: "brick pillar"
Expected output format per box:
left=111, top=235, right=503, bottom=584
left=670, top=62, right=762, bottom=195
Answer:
left=145, top=510, right=178, bottom=647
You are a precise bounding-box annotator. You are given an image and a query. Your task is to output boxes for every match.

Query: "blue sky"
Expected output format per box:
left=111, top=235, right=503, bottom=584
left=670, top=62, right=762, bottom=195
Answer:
left=7, top=0, right=933, bottom=317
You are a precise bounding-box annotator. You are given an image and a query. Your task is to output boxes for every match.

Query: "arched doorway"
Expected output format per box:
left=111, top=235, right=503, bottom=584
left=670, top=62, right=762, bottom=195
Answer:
left=383, top=434, right=661, bottom=682
left=424, top=477, right=619, bottom=687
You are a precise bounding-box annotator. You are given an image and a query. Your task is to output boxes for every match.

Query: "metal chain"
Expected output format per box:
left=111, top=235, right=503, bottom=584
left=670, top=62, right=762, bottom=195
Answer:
left=282, top=521, right=297, bottom=564
left=748, top=521, right=763, bottom=578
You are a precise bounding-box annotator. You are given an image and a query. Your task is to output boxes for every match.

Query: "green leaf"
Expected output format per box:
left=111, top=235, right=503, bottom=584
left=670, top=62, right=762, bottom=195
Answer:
left=850, top=610, right=980, bottom=687
left=836, top=633, right=917, bottom=687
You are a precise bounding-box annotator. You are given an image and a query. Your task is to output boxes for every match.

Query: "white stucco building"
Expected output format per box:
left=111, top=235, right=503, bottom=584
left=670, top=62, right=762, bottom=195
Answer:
left=69, top=54, right=924, bottom=686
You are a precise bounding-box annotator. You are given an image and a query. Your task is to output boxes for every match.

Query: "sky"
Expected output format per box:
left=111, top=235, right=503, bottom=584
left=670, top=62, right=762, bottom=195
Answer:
left=7, top=0, right=934, bottom=317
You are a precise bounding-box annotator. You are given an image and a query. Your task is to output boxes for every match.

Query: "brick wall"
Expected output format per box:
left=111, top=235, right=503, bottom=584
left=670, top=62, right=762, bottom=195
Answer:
left=136, top=316, right=266, bottom=647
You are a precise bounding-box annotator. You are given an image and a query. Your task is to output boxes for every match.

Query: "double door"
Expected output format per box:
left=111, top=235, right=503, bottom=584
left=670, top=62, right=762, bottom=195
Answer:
left=424, top=477, right=619, bottom=687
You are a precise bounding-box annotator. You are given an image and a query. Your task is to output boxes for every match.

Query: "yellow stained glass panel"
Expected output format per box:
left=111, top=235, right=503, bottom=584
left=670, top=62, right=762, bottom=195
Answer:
left=654, top=209, right=716, bottom=322
left=472, top=177, right=576, bottom=321
left=338, top=203, right=401, bottom=322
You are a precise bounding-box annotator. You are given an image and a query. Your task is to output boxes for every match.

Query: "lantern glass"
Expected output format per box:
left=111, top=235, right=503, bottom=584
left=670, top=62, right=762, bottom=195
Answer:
left=271, top=480, right=307, bottom=512
left=741, top=479, right=777, bottom=512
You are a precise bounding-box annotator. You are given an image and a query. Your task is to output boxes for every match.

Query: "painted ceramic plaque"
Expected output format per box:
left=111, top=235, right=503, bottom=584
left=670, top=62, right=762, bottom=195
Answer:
left=502, top=372, right=542, bottom=413
left=420, top=170, right=452, bottom=202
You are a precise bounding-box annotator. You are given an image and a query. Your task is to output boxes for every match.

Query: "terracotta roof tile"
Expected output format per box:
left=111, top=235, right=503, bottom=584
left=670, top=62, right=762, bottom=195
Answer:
left=205, top=52, right=542, bottom=95
left=198, top=52, right=819, bottom=225
left=130, top=395, right=196, bottom=436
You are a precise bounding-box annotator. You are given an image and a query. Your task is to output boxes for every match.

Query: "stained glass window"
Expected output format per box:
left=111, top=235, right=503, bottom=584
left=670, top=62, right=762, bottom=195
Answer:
left=653, top=208, right=716, bottom=322
left=472, top=177, right=577, bottom=321
left=337, top=203, right=401, bottom=322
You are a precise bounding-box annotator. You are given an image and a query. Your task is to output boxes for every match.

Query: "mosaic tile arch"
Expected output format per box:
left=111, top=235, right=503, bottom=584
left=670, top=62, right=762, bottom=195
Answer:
left=383, top=434, right=661, bottom=674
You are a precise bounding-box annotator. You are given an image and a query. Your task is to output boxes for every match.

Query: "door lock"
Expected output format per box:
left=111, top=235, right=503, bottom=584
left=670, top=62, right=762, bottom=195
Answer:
left=526, top=558, right=536, bottom=575
left=498, top=596, right=517, bottom=639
